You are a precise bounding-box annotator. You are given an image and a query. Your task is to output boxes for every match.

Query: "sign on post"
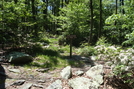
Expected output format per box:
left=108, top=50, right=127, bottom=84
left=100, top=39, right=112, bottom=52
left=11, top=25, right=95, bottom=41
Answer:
left=67, top=35, right=76, bottom=58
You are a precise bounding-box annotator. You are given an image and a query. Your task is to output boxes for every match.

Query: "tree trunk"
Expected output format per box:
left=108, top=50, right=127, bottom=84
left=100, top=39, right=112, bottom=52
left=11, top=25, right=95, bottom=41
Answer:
left=31, top=0, right=38, bottom=37
left=14, top=0, right=18, bottom=4
left=99, top=0, right=102, bottom=39
left=43, top=0, right=48, bottom=31
left=61, top=0, right=64, bottom=8
left=116, top=0, right=118, bottom=14
left=89, top=0, right=93, bottom=44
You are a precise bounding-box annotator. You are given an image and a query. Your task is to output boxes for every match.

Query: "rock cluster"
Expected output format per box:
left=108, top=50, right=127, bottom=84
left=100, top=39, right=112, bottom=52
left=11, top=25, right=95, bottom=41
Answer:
left=95, top=45, right=134, bottom=72
left=0, top=64, right=104, bottom=89
left=105, top=48, right=134, bottom=71
left=47, top=65, right=104, bottom=89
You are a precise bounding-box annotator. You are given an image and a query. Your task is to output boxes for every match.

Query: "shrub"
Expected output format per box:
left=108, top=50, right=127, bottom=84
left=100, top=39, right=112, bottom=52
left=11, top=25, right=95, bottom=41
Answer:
left=96, top=36, right=111, bottom=46
left=95, top=45, right=121, bottom=60
left=58, top=35, right=67, bottom=45
left=80, top=46, right=96, bottom=56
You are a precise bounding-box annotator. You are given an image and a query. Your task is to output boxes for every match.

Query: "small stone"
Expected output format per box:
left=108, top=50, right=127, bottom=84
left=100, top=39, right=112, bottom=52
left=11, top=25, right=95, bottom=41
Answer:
left=11, top=80, right=25, bottom=86
left=33, top=84, right=44, bottom=88
left=75, top=70, right=84, bottom=76
left=46, top=79, right=62, bottom=89
left=36, top=68, right=49, bottom=72
left=90, top=56, right=96, bottom=61
left=37, top=80, right=45, bottom=83
left=9, top=69, right=20, bottom=73
left=105, top=61, right=113, bottom=66
left=20, top=83, right=33, bottom=89
left=60, top=66, right=72, bottom=79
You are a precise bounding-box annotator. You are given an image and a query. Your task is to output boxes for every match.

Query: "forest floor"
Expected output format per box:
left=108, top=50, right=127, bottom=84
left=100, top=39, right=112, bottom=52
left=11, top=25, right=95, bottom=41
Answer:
left=0, top=38, right=132, bottom=89
left=0, top=55, right=131, bottom=89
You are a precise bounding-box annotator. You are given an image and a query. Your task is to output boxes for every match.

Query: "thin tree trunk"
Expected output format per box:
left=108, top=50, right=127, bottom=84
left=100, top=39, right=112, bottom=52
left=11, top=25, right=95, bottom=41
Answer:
left=31, top=0, right=38, bottom=37
left=116, top=0, right=118, bottom=14
left=61, top=0, right=64, bottom=8
left=14, top=0, right=18, bottom=4
left=99, top=0, right=102, bottom=38
left=89, top=0, right=93, bottom=44
left=43, top=0, right=48, bottom=31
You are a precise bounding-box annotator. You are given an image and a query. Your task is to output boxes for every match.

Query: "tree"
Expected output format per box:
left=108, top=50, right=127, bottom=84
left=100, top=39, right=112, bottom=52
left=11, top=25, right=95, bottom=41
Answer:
left=99, top=0, right=102, bottom=38
left=89, top=0, right=93, bottom=44
left=56, top=1, right=90, bottom=46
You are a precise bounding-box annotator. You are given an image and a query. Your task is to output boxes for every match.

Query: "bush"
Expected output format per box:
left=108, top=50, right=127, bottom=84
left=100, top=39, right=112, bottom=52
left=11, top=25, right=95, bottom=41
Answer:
left=96, top=36, right=111, bottom=46
left=80, top=46, right=96, bottom=56
left=58, top=35, right=67, bottom=45
left=95, top=44, right=134, bottom=88
left=95, top=45, right=120, bottom=60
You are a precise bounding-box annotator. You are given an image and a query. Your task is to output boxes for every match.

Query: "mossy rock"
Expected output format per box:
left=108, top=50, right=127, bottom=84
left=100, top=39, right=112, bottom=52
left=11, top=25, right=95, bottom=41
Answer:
left=6, top=52, right=33, bottom=64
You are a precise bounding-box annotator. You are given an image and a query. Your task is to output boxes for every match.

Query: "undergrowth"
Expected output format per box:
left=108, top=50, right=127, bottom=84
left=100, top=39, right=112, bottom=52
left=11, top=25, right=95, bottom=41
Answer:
left=24, top=37, right=84, bottom=70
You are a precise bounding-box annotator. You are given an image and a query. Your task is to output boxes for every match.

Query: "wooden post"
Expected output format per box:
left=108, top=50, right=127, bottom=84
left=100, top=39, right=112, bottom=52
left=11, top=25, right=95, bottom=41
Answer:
left=70, top=38, right=72, bottom=58
left=67, top=35, right=76, bottom=58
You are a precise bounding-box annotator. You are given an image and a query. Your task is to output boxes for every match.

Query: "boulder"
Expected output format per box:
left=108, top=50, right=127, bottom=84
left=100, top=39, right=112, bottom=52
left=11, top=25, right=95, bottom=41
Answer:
left=6, top=52, right=33, bottom=64
left=60, top=66, right=72, bottom=79
left=86, top=65, right=104, bottom=84
left=46, top=79, right=62, bottom=89
left=68, top=77, right=99, bottom=89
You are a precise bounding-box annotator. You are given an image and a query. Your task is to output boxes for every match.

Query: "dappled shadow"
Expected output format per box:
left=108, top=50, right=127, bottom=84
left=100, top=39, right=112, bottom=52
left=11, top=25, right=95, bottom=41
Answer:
left=43, top=49, right=59, bottom=56
left=30, top=56, right=59, bottom=68
left=61, top=55, right=95, bottom=68
left=29, top=44, right=59, bottom=57
left=0, top=64, right=6, bottom=89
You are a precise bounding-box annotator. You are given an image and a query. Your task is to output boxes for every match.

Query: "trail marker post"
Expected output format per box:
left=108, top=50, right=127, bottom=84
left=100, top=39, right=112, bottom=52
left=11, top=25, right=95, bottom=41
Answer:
left=67, top=35, right=76, bottom=58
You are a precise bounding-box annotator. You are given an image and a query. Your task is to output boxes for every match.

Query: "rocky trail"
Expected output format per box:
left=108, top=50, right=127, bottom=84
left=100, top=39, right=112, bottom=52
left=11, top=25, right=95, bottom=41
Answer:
left=0, top=55, right=131, bottom=89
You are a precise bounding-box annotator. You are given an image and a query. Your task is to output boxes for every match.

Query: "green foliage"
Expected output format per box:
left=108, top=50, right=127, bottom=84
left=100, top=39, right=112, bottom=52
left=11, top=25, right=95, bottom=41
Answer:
left=104, top=0, right=134, bottom=44
left=55, top=2, right=90, bottom=46
left=80, top=46, right=97, bottom=56
left=58, top=35, right=67, bottom=45
left=123, top=31, right=134, bottom=46
left=113, top=64, right=134, bottom=88
left=0, top=0, right=48, bottom=47
left=95, top=45, right=134, bottom=88
left=96, top=37, right=111, bottom=46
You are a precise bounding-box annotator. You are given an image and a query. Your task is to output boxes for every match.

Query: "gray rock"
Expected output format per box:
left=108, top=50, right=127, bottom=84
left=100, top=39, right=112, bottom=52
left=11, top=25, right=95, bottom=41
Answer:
left=124, top=66, right=132, bottom=71
left=105, top=61, right=113, bottom=66
left=20, top=83, right=33, bottom=89
left=111, top=64, right=116, bottom=70
left=86, top=65, right=103, bottom=84
left=37, top=80, right=46, bottom=83
left=60, top=66, right=72, bottom=79
left=6, top=52, right=33, bottom=64
left=128, top=61, right=134, bottom=66
left=9, top=69, right=20, bottom=73
left=75, top=70, right=84, bottom=76
left=33, top=84, right=44, bottom=88
left=36, top=68, right=49, bottom=72
left=46, top=79, right=62, bottom=89
left=68, top=77, right=99, bottom=89
left=11, top=80, right=25, bottom=86
left=90, top=56, right=96, bottom=61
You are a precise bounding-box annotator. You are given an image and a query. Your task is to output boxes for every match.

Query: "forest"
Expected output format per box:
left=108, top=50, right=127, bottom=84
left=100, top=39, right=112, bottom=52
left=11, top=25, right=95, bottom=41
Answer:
left=0, top=0, right=134, bottom=88
left=1, top=0, right=134, bottom=46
